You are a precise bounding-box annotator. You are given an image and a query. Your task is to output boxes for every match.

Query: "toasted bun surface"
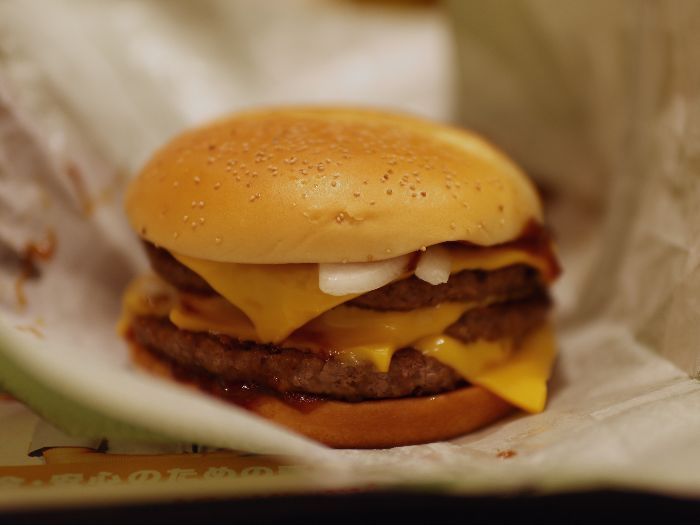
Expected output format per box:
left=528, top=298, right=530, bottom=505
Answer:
left=250, top=386, right=513, bottom=448
left=126, top=107, right=543, bottom=263
left=130, top=341, right=513, bottom=448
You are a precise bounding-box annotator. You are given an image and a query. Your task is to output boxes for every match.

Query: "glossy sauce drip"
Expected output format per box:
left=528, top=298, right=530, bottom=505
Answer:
left=457, top=220, right=561, bottom=280
left=137, top=341, right=325, bottom=414
left=15, top=229, right=57, bottom=308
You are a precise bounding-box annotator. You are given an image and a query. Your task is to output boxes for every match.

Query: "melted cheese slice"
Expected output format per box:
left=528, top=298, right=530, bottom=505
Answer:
left=168, top=291, right=470, bottom=372
left=173, top=254, right=358, bottom=342
left=469, top=325, right=555, bottom=413
left=174, top=246, right=551, bottom=343
left=450, top=245, right=553, bottom=278
left=414, top=325, right=555, bottom=413
left=122, top=276, right=556, bottom=413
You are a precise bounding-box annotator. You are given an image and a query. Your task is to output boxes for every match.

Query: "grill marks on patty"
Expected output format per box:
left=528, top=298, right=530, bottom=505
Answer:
left=144, top=241, right=545, bottom=310
left=130, top=295, right=549, bottom=401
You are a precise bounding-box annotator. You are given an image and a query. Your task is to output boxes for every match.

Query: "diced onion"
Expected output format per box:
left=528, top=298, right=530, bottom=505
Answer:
left=319, top=255, right=411, bottom=296
left=415, top=245, right=451, bottom=285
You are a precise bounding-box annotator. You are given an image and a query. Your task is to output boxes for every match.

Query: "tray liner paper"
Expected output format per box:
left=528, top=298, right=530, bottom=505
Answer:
left=0, top=0, right=700, bottom=503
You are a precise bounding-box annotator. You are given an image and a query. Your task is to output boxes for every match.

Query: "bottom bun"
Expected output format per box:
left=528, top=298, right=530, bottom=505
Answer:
left=251, top=385, right=514, bottom=448
left=129, top=341, right=514, bottom=448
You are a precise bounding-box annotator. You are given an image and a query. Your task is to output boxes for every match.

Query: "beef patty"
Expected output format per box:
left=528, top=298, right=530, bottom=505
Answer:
left=144, top=241, right=545, bottom=311
left=129, top=295, right=549, bottom=401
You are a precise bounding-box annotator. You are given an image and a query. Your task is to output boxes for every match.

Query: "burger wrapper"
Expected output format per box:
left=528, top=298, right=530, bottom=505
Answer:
left=1, top=0, right=700, bottom=500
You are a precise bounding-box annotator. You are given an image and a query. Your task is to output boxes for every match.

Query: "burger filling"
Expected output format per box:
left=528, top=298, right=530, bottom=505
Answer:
left=122, top=240, right=558, bottom=412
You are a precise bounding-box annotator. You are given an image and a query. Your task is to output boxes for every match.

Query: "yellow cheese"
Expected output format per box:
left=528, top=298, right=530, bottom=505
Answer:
left=173, top=254, right=358, bottom=343
left=468, top=324, right=555, bottom=413
left=165, top=293, right=556, bottom=413
left=167, top=292, right=470, bottom=372
left=122, top=275, right=556, bottom=413
left=450, top=246, right=551, bottom=278
left=414, top=335, right=513, bottom=379
left=173, top=246, right=552, bottom=343
left=289, top=302, right=470, bottom=371
left=117, top=275, right=177, bottom=335
left=169, top=294, right=258, bottom=342
left=416, top=325, right=556, bottom=413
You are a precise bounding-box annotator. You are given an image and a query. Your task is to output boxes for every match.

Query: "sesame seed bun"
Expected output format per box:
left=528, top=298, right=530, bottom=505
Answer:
left=126, top=107, right=543, bottom=263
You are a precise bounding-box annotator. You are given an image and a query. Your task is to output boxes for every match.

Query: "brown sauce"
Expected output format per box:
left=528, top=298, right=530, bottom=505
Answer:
left=456, top=220, right=561, bottom=280
left=138, top=343, right=325, bottom=414
left=14, top=229, right=57, bottom=308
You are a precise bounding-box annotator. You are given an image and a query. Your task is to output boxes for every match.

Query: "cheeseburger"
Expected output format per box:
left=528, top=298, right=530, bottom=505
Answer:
left=121, top=107, right=560, bottom=448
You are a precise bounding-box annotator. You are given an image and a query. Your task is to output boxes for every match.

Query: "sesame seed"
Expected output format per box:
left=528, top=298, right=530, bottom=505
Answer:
left=386, top=189, right=393, bottom=195
left=193, top=176, right=201, bottom=184
left=353, top=191, right=361, bottom=197
left=198, top=217, right=205, bottom=224
left=214, top=181, right=221, bottom=189
left=183, top=215, right=189, bottom=222
left=215, top=236, right=222, bottom=244
left=420, top=246, right=427, bottom=252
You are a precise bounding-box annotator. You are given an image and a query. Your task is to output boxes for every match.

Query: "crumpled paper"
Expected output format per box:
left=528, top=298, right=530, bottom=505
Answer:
left=2, top=0, right=700, bottom=496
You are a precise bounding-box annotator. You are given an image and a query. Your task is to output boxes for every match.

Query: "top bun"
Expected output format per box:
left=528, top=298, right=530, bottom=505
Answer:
left=126, top=107, right=542, bottom=263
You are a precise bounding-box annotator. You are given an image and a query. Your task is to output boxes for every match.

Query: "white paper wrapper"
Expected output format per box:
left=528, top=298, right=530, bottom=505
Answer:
left=2, top=0, right=700, bottom=496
